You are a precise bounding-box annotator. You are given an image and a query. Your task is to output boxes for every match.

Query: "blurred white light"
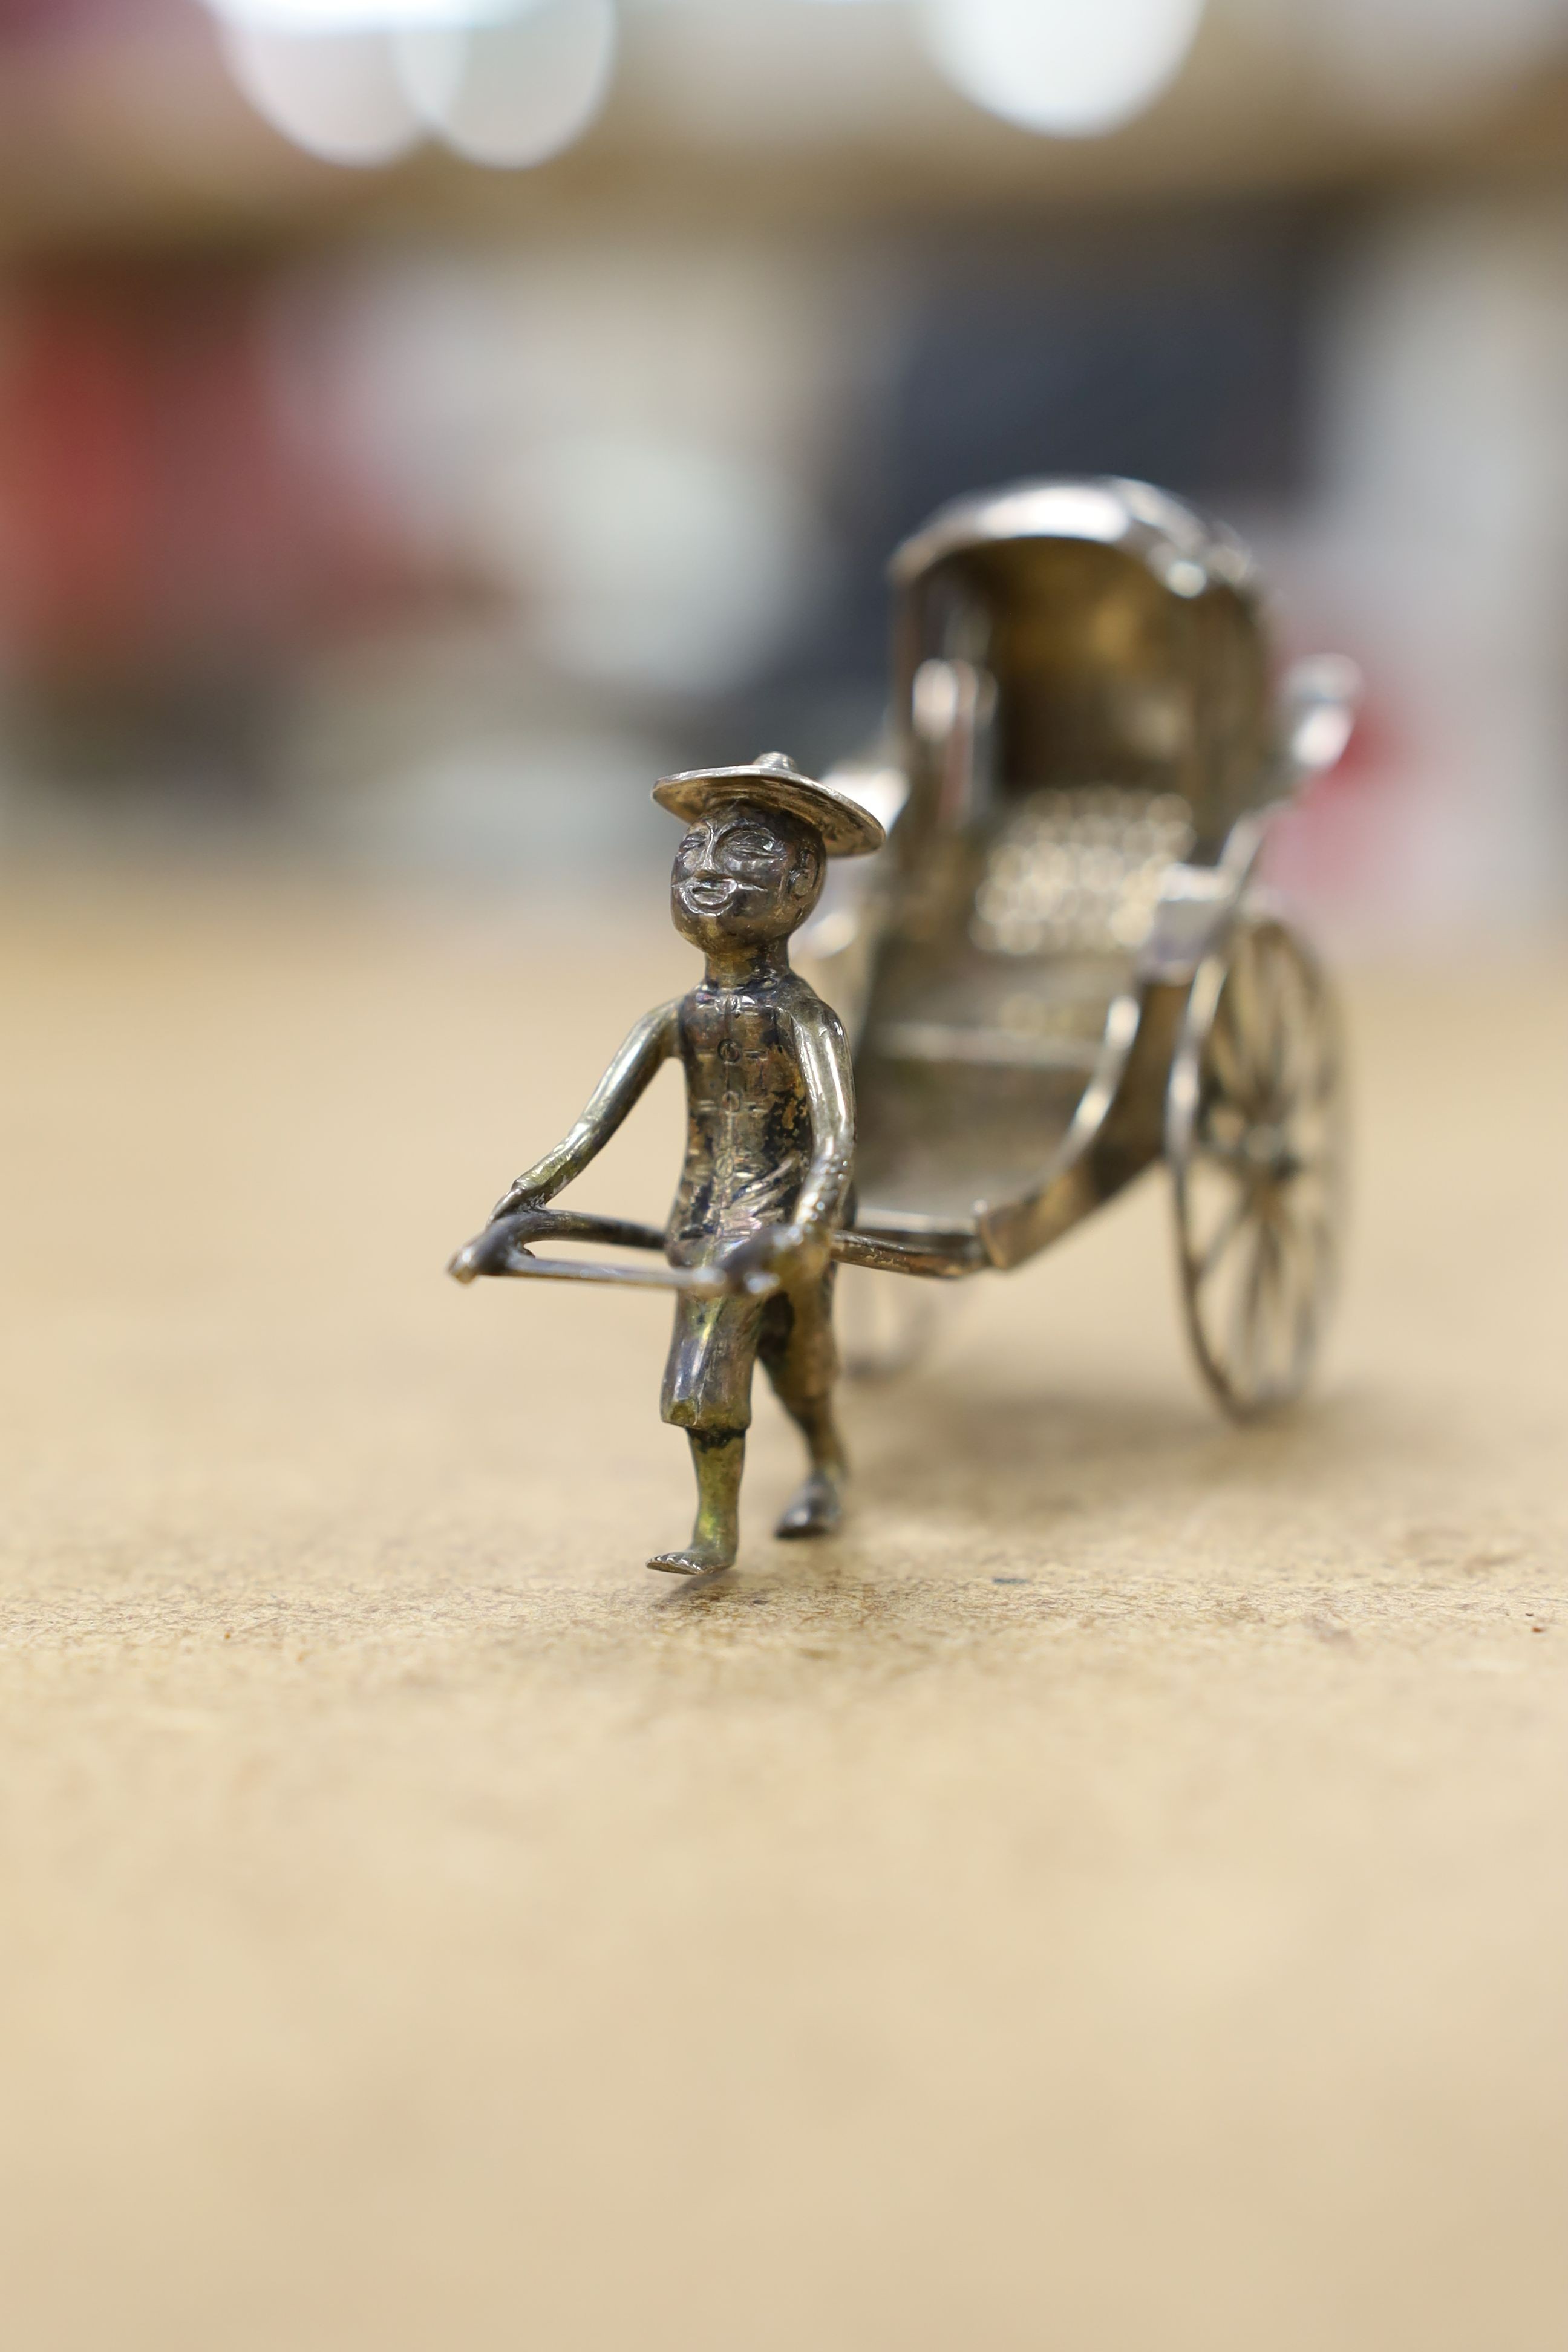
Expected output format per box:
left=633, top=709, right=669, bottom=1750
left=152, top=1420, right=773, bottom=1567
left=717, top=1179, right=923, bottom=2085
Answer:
left=920, top=0, right=1206, bottom=138
left=482, top=432, right=829, bottom=696
left=221, top=23, right=425, bottom=163
left=207, top=0, right=524, bottom=28
left=397, top=0, right=617, bottom=166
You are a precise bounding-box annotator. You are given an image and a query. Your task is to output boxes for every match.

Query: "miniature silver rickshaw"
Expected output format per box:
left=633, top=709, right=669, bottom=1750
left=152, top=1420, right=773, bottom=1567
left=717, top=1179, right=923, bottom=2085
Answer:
left=449, top=479, right=1356, bottom=1568
left=801, top=476, right=1356, bottom=1418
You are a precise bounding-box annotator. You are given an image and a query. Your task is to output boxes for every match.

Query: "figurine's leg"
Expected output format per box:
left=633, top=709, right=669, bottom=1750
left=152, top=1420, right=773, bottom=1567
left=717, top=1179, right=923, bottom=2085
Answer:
left=773, top=1413, right=846, bottom=1541
left=653, top=1293, right=759, bottom=1574
left=762, top=1276, right=848, bottom=1540
left=648, top=1429, right=744, bottom=1575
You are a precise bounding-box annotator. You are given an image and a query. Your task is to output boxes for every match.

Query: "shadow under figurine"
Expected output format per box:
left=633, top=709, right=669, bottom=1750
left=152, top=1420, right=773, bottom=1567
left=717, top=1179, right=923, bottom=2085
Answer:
left=448, top=753, right=885, bottom=1575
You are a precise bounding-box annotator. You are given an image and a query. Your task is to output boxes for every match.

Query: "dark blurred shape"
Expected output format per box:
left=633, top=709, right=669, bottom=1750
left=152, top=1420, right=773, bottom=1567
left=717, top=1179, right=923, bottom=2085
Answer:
left=889, top=213, right=1313, bottom=515
left=784, top=206, right=1319, bottom=711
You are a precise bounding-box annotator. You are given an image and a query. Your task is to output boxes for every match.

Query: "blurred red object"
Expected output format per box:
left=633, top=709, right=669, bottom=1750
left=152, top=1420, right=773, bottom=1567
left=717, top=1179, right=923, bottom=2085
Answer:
left=0, top=264, right=472, bottom=692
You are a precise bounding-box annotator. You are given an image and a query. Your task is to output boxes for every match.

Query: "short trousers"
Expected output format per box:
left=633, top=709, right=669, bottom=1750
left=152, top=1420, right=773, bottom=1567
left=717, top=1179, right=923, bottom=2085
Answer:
left=661, top=1263, right=837, bottom=1434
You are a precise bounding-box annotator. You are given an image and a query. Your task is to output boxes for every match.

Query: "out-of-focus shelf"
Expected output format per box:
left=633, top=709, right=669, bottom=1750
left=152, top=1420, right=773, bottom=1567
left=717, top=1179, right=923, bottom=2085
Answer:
left=4, top=3, right=1568, bottom=261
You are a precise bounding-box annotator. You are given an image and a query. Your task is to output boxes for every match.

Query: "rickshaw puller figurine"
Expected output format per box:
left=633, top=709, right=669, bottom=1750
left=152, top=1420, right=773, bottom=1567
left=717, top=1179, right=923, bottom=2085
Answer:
left=471, top=753, right=884, bottom=1575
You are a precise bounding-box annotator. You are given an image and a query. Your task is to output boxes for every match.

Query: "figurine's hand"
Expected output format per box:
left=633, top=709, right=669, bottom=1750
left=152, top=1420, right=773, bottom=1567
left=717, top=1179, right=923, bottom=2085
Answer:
left=722, top=1223, right=831, bottom=1290
left=491, top=1173, right=556, bottom=1221
left=785, top=1223, right=834, bottom=1282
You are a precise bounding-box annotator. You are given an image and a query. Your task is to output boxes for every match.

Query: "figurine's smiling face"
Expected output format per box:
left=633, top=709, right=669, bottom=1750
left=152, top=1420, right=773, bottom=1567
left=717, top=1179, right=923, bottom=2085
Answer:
left=671, top=801, right=824, bottom=952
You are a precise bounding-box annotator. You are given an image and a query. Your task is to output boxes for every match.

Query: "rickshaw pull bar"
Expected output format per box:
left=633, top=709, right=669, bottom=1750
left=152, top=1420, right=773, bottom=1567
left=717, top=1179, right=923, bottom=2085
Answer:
left=447, top=1207, right=982, bottom=1294
left=475, top=1253, right=763, bottom=1299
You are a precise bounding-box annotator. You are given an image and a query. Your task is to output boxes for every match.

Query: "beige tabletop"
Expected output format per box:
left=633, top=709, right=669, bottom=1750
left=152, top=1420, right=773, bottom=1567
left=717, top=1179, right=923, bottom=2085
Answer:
left=1, top=871, right=1564, bottom=2352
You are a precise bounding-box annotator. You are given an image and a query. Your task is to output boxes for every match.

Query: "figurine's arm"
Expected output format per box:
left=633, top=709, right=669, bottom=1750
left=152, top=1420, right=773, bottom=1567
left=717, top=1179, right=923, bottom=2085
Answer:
left=780, top=1001, right=856, bottom=1251
left=491, top=999, right=679, bottom=1218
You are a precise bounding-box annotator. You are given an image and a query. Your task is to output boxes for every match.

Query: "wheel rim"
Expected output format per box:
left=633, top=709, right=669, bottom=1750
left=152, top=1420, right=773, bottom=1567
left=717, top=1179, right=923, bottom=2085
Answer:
left=1168, top=916, right=1347, bottom=1419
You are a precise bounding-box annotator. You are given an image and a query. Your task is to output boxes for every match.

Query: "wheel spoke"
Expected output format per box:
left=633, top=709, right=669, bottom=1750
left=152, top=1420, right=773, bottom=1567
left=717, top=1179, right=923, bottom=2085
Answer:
left=1259, top=1214, right=1298, bottom=1392
left=1222, top=947, right=1268, bottom=1102
left=1193, top=1135, right=1250, bottom=1171
left=1285, top=1199, right=1338, bottom=1290
left=1271, top=940, right=1313, bottom=1111
left=1227, top=1223, right=1270, bottom=1393
left=1194, top=1183, right=1252, bottom=1285
left=1280, top=1220, right=1322, bottom=1383
left=1302, top=1008, right=1342, bottom=1108
left=1278, top=1144, right=1342, bottom=1188
left=1242, top=937, right=1285, bottom=1103
left=1205, top=983, right=1253, bottom=1108
left=1273, top=1203, right=1337, bottom=1348
left=1256, top=940, right=1292, bottom=1111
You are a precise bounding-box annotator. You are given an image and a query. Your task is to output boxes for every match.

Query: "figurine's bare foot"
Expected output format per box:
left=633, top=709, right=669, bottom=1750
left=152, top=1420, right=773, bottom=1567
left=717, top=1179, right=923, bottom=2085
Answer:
left=647, top=1543, right=736, bottom=1577
left=653, top=1429, right=743, bottom=1575
left=774, top=1466, right=844, bottom=1540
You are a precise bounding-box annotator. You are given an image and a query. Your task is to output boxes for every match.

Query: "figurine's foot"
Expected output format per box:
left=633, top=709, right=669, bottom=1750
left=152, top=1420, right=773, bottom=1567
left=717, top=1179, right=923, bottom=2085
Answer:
left=647, top=1543, right=736, bottom=1577
left=774, top=1467, right=844, bottom=1541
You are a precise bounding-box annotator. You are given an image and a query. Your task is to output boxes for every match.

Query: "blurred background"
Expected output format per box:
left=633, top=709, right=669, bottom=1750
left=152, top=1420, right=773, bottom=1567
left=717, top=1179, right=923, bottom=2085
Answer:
left=3, top=0, right=1568, bottom=935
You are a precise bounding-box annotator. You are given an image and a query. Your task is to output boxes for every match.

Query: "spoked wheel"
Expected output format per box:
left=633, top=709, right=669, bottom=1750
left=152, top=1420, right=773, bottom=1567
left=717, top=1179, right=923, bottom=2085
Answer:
left=1166, top=912, right=1347, bottom=1419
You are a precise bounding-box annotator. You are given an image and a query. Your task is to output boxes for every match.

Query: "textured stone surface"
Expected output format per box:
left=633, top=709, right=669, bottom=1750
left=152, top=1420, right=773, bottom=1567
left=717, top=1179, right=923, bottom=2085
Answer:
left=1, top=875, right=1564, bottom=2351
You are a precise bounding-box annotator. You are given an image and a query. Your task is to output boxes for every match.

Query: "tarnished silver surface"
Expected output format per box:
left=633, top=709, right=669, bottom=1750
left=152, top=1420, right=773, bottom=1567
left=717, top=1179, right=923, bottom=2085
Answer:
left=802, top=474, right=1356, bottom=1412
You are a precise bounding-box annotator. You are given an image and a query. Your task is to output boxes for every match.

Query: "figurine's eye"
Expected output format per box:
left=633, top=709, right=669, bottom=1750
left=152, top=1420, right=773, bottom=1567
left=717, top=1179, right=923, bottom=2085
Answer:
left=725, top=830, right=778, bottom=863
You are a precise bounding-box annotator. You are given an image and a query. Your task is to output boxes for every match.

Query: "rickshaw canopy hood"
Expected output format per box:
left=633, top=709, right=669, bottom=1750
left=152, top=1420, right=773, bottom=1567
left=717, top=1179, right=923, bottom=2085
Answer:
left=887, top=476, right=1275, bottom=858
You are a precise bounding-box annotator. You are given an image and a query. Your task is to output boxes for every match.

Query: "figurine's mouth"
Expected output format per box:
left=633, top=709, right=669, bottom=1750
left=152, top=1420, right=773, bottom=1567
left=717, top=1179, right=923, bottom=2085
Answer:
left=681, top=877, right=739, bottom=913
